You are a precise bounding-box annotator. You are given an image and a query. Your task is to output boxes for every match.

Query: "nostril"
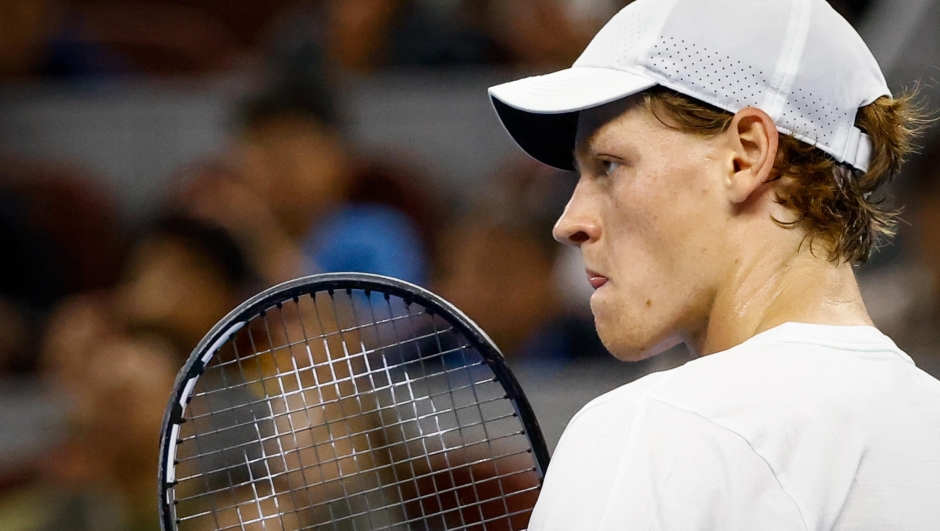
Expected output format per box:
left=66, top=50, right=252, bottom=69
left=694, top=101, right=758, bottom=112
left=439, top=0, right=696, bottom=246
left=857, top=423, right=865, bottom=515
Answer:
left=569, top=231, right=590, bottom=245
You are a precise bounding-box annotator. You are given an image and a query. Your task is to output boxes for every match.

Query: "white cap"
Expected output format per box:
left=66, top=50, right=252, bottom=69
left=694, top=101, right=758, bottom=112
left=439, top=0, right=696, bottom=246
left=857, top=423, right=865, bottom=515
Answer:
left=489, top=0, right=891, bottom=172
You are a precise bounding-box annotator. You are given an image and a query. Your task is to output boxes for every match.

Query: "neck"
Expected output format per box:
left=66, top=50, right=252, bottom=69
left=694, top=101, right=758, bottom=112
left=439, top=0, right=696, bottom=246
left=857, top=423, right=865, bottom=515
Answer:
left=690, top=244, right=873, bottom=356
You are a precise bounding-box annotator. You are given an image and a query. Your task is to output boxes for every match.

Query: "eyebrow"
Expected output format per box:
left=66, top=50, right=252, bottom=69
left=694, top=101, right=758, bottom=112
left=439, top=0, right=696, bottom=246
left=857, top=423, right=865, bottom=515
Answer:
left=572, top=134, right=598, bottom=174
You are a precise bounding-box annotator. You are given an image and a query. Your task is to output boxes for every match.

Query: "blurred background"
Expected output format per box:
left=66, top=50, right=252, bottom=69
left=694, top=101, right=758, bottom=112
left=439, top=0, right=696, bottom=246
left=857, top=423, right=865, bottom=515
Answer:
left=0, top=0, right=938, bottom=529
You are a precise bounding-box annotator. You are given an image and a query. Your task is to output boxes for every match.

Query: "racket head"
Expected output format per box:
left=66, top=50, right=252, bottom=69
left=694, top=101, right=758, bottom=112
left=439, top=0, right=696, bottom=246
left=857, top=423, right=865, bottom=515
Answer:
left=158, top=272, right=550, bottom=531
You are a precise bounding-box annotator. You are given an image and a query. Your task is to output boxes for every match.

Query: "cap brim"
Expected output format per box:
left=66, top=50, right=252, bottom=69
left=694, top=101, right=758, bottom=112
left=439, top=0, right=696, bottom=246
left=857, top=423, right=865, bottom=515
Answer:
left=489, top=67, right=657, bottom=170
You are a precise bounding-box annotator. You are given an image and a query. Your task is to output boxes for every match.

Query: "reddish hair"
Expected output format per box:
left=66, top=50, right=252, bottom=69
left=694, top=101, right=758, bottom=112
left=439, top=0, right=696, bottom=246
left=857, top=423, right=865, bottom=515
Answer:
left=644, top=86, right=925, bottom=264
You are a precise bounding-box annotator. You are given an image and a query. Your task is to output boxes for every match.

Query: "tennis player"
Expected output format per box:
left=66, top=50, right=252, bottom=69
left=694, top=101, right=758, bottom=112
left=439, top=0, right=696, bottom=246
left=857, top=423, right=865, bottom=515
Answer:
left=488, top=0, right=940, bottom=528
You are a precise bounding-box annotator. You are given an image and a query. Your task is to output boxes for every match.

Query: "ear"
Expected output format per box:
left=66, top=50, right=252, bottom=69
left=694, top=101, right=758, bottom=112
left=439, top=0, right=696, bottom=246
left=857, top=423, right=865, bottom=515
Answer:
left=723, top=107, right=779, bottom=205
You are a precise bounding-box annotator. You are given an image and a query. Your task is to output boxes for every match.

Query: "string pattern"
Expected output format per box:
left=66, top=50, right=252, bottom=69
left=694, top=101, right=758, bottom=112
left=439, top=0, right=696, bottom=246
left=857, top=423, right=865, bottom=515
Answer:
left=166, top=287, right=541, bottom=531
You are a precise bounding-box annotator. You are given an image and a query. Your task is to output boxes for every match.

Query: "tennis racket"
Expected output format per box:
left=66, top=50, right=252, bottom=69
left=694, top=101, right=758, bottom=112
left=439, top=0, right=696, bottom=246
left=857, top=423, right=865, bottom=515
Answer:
left=158, top=273, right=550, bottom=531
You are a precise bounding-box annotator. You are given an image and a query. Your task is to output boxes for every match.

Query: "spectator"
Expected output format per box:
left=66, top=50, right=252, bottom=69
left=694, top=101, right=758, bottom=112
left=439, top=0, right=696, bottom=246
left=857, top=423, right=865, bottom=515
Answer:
left=434, top=159, right=607, bottom=364
left=0, top=195, right=67, bottom=374
left=38, top=323, right=176, bottom=531
left=485, top=0, right=618, bottom=70
left=235, top=87, right=350, bottom=241
left=113, top=215, right=254, bottom=357
left=265, top=0, right=500, bottom=76
left=0, top=214, right=253, bottom=531
left=0, top=0, right=130, bottom=79
left=0, top=160, right=124, bottom=374
left=166, top=157, right=311, bottom=287
left=226, top=84, right=433, bottom=285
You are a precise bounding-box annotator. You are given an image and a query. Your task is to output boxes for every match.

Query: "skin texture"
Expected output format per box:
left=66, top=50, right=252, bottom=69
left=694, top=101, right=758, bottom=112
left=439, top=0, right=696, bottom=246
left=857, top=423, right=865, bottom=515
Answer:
left=553, top=96, right=872, bottom=361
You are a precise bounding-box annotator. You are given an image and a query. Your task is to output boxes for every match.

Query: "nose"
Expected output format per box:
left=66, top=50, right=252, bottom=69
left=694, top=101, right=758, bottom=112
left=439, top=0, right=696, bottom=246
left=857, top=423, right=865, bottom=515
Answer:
left=552, top=180, right=600, bottom=247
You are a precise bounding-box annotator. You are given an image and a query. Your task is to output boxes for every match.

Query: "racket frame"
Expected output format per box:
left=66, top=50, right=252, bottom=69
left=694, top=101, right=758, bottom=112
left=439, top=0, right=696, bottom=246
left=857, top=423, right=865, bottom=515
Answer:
left=157, top=272, right=551, bottom=531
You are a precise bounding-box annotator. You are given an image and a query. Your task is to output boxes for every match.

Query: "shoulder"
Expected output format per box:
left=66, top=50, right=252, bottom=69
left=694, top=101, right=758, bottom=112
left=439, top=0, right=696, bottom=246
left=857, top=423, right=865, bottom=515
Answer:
left=570, top=322, right=929, bottom=431
left=534, top=366, right=806, bottom=530
left=642, top=323, right=935, bottom=428
left=568, top=368, right=672, bottom=425
left=534, top=324, right=940, bottom=530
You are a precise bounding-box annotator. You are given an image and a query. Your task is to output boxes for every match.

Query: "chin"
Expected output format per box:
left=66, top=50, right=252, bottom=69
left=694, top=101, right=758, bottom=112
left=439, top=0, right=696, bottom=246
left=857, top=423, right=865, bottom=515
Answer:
left=590, top=289, right=680, bottom=360
left=596, top=321, right=685, bottom=362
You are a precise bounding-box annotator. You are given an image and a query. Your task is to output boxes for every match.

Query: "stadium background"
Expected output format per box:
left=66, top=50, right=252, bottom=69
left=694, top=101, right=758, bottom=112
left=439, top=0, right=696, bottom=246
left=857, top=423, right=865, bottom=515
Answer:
left=0, top=1, right=938, bottom=530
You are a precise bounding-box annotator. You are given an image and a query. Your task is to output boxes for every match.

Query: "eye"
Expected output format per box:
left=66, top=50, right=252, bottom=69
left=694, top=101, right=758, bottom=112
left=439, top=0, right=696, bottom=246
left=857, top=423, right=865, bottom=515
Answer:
left=600, top=159, right=621, bottom=176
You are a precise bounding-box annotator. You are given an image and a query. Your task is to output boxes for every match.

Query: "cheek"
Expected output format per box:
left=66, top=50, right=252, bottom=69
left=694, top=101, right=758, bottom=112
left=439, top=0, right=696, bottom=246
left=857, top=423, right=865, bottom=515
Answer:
left=602, top=181, right=679, bottom=299
left=591, top=164, right=721, bottom=356
left=590, top=214, right=674, bottom=357
left=613, top=159, right=721, bottom=274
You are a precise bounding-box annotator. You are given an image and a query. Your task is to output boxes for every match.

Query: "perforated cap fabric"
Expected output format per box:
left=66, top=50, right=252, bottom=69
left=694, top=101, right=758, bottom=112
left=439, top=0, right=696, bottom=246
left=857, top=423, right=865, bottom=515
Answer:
left=489, top=0, right=891, bottom=172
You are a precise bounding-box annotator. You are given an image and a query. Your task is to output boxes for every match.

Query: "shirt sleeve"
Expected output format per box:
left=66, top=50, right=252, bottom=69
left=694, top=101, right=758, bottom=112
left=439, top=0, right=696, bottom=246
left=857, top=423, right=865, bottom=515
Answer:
left=527, top=393, right=807, bottom=531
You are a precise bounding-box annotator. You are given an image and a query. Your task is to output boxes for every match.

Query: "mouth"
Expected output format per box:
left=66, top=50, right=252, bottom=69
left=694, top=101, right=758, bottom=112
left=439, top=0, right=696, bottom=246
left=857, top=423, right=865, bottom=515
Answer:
left=586, top=269, right=609, bottom=290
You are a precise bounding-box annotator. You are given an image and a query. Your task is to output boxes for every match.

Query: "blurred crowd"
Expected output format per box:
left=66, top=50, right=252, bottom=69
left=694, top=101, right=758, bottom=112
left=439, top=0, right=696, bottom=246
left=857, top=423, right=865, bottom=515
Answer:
left=0, top=0, right=629, bottom=79
left=0, top=0, right=934, bottom=530
left=0, top=0, right=874, bottom=80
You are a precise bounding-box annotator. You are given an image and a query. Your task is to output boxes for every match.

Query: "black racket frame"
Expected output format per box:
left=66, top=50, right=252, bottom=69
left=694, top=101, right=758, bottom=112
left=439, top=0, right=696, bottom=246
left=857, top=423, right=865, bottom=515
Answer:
left=157, top=272, right=551, bottom=531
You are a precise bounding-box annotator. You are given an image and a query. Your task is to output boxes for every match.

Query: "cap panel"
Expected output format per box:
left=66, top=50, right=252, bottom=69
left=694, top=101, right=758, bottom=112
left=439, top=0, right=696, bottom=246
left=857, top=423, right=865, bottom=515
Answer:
left=487, top=0, right=893, bottom=173
left=765, top=0, right=813, bottom=121
left=780, top=0, right=890, bottom=167
left=640, top=0, right=794, bottom=118
left=644, top=35, right=773, bottom=118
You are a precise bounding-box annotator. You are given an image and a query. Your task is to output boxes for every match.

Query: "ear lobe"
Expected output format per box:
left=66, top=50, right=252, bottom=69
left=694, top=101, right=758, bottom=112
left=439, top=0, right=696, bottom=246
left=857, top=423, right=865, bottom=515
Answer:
left=726, top=107, right=779, bottom=205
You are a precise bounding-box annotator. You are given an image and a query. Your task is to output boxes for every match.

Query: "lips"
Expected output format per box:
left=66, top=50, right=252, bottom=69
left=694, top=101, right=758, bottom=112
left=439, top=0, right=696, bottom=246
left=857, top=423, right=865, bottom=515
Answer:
left=586, top=270, right=609, bottom=290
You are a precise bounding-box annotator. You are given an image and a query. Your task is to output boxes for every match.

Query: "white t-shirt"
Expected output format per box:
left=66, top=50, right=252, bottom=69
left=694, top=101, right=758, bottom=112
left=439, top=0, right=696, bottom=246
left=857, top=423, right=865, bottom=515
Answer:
left=528, top=322, right=940, bottom=530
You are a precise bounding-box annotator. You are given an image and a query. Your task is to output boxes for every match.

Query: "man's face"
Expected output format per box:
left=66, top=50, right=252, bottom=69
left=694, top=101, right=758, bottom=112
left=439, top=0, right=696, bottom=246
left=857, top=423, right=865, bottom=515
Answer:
left=553, top=97, right=731, bottom=361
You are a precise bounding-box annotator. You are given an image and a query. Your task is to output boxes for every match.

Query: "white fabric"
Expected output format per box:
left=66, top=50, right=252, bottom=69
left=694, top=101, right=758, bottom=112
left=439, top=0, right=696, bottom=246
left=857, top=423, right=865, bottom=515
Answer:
left=488, top=0, right=891, bottom=172
left=488, top=67, right=656, bottom=114
left=528, top=322, right=940, bottom=530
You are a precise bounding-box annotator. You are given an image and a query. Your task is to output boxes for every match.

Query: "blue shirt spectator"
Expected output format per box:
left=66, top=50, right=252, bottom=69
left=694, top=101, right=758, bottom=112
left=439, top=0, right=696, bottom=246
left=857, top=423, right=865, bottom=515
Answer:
left=305, top=203, right=429, bottom=286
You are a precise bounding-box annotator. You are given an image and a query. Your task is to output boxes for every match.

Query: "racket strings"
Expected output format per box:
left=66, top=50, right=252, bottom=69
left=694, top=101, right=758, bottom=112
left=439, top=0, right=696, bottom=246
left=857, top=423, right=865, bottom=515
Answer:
left=184, top=338, right=484, bottom=426
left=176, top=389, right=514, bottom=475
left=207, top=311, right=421, bottom=367
left=170, top=288, right=540, bottom=531
left=375, top=296, right=522, bottom=530
left=314, top=292, right=387, bottom=529
left=187, top=487, right=541, bottom=531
